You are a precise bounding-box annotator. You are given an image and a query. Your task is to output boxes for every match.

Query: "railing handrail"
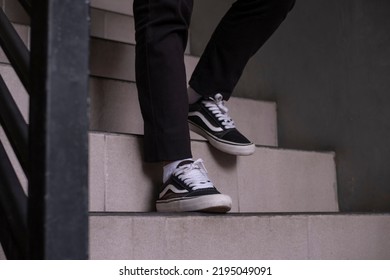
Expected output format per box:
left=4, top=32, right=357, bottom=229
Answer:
left=0, top=77, right=29, bottom=174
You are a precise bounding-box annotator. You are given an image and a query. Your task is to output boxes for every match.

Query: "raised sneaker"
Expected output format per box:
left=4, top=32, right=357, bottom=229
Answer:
left=156, top=159, right=232, bottom=213
left=188, top=93, right=255, bottom=156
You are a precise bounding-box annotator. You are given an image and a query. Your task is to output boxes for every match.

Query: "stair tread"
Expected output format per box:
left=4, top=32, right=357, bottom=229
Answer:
left=89, top=132, right=338, bottom=213
left=89, top=213, right=390, bottom=259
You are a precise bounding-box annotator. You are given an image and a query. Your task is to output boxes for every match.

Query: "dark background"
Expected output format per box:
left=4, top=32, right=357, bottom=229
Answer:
left=191, top=0, right=390, bottom=212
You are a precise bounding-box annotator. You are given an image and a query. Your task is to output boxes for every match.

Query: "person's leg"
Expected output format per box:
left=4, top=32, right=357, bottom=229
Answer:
left=133, top=0, right=232, bottom=212
left=187, top=0, right=295, bottom=156
left=133, top=0, right=193, bottom=162
left=189, top=0, right=296, bottom=100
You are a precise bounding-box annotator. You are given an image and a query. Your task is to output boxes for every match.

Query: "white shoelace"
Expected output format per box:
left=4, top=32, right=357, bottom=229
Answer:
left=203, top=93, right=236, bottom=129
left=173, top=159, right=214, bottom=190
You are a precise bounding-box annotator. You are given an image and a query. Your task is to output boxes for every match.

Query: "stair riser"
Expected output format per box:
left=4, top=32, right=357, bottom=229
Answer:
left=90, top=77, right=278, bottom=147
left=91, top=0, right=134, bottom=16
left=90, top=214, right=390, bottom=260
left=0, top=21, right=193, bottom=82
left=1, top=28, right=278, bottom=147
left=91, top=8, right=135, bottom=45
left=1, top=0, right=29, bottom=25
left=0, top=64, right=276, bottom=148
left=90, top=8, right=191, bottom=54
left=90, top=38, right=198, bottom=83
left=89, top=132, right=338, bottom=213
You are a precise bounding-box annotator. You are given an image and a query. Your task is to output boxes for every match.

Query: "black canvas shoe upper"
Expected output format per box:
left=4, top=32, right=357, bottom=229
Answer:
left=158, top=159, right=221, bottom=202
left=188, top=94, right=253, bottom=146
left=157, top=159, right=232, bottom=213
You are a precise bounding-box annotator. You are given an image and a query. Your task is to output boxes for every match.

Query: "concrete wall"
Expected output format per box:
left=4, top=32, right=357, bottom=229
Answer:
left=190, top=0, right=390, bottom=212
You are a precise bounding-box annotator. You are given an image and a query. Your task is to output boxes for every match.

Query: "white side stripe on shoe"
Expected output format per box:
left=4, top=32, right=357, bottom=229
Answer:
left=159, top=184, right=189, bottom=199
left=188, top=112, right=224, bottom=132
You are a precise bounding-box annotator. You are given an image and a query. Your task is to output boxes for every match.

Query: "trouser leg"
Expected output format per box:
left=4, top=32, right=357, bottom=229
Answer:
left=133, top=0, right=193, bottom=162
left=189, top=0, right=296, bottom=101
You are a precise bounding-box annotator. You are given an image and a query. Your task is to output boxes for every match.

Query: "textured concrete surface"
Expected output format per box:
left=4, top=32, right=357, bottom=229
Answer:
left=90, top=8, right=190, bottom=54
left=89, top=78, right=143, bottom=137
left=91, top=8, right=135, bottom=45
left=90, top=38, right=198, bottom=83
left=307, top=215, right=390, bottom=259
left=89, top=133, right=106, bottom=211
left=89, top=213, right=390, bottom=260
left=237, top=148, right=338, bottom=212
left=104, top=134, right=161, bottom=212
left=228, top=96, right=277, bottom=147
left=89, top=132, right=338, bottom=213
left=89, top=133, right=161, bottom=212
left=1, top=0, right=29, bottom=25
left=90, top=38, right=136, bottom=81
left=89, top=77, right=278, bottom=147
left=91, top=0, right=134, bottom=16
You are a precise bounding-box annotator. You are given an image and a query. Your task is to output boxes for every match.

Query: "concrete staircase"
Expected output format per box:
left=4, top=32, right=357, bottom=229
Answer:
left=1, top=0, right=390, bottom=260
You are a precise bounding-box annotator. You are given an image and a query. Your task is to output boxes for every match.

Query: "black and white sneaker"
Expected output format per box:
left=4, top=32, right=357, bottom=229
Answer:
left=156, top=159, right=232, bottom=213
left=188, top=93, right=255, bottom=156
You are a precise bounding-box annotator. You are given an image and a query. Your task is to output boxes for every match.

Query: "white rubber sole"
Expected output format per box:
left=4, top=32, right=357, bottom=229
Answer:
left=156, top=194, right=232, bottom=213
left=189, top=122, right=255, bottom=156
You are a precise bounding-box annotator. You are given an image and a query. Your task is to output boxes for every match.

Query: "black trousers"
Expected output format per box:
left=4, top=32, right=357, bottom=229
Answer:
left=133, top=0, right=295, bottom=162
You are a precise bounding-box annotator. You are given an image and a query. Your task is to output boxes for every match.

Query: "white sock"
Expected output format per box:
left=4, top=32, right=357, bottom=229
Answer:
left=188, top=87, right=202, bottom=104
left=163, top=158, right=192, bottom=183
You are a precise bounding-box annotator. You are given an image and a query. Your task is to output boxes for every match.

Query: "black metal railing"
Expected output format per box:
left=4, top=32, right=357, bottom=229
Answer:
left=0, top=7, right=30, bottom=93
left=0, top=0, right=89, bottom=259
left=16, top=0, right=31, bottom=16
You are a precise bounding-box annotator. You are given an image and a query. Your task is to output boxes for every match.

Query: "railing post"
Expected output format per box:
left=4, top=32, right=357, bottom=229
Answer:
left=28, top=0, right=90, bottom=259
